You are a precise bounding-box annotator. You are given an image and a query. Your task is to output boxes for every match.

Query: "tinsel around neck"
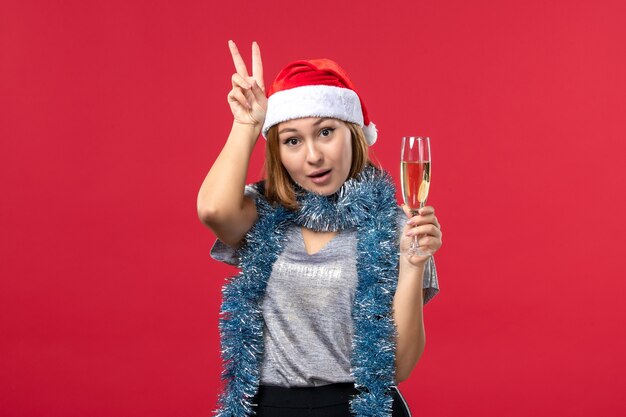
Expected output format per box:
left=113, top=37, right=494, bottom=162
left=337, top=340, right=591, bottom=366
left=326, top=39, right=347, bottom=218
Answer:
left=214, top=163, right=400, bottom=417
left=291, top=164, right=395, bottom=232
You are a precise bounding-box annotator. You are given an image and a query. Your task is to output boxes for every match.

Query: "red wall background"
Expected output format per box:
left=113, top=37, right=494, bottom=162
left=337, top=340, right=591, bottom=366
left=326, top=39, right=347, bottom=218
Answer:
left=1, top=0, right=625, bottom=416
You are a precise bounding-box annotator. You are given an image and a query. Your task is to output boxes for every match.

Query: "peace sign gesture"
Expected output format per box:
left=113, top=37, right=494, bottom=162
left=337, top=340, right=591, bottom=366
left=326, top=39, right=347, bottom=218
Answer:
left=227, top=40, right=267, bottom=128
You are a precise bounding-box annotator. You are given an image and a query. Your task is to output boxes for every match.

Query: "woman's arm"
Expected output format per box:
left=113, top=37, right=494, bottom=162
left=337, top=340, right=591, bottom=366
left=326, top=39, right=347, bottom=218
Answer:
left=393, top=257, right=426, bottom=384
left=393, top=204, right=442, bottom=383
left=196, top=121, right=260, bottom=247
left=197, top=41, right=266, bottom=247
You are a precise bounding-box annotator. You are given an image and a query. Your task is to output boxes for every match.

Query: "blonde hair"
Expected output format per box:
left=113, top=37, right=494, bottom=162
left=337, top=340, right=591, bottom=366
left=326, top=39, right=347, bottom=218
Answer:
left=262, top=120, right=378, bottom=210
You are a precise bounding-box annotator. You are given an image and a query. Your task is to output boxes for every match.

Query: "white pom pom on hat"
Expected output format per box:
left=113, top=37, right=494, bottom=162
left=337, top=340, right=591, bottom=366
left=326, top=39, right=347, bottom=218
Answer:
left=261, top=58, right=378, bottom=146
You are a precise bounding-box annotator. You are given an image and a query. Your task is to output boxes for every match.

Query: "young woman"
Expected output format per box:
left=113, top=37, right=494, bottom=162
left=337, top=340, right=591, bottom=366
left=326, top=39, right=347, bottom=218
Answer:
left=197, top=40, right=442, bottom=417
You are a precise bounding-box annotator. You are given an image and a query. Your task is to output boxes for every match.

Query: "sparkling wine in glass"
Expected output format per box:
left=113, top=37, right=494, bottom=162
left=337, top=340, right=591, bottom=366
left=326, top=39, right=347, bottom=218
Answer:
left=401, top=136, right=432, bottom=257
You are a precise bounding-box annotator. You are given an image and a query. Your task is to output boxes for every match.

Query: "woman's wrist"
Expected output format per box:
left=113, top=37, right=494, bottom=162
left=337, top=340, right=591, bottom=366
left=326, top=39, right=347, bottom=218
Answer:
left=232, top=120, right=262, bottom=133
left=230, top=121, right=263, bottom=146
left=399, top=255, right=426, bottom=278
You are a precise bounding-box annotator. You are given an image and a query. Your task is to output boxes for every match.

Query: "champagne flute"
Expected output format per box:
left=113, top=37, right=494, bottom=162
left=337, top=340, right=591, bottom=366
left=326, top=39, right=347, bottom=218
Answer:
left=401, top=136, right=432, bottom=257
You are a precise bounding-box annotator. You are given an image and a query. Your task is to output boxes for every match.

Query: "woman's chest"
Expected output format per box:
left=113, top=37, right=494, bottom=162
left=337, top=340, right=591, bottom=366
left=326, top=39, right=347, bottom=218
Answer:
left=262, top=226, right=358, bottom=310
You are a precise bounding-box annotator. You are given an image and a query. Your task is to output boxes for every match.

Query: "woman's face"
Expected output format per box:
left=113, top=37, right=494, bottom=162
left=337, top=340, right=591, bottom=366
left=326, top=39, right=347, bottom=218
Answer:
left=277, top=117, right=353, bottom=196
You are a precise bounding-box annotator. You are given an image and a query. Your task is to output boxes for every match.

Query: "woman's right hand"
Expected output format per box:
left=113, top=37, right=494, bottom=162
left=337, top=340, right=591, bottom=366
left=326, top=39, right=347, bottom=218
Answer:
left=227, top=40, right=267, bottom=128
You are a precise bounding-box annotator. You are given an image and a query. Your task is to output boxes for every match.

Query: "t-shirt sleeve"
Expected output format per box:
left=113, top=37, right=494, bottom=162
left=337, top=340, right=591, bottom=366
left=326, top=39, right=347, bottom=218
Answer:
left=208, top=184, right=260, bottom=267
left=396, top=207, right=440, bottom=305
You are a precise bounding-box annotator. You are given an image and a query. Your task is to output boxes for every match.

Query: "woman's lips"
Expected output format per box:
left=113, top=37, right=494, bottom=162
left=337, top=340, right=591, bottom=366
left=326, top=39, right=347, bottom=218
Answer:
left=309, top=169, right=331, bottom=184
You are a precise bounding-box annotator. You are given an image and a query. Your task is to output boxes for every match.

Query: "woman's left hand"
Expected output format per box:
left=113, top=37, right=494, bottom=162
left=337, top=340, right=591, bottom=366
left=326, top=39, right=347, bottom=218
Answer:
left=400, top=204, right=443, bottom=268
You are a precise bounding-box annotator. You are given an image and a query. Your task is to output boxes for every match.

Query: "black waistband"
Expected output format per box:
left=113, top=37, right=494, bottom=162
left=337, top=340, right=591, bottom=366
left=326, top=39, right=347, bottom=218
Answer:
left=252, top=382, right=397, bottom=408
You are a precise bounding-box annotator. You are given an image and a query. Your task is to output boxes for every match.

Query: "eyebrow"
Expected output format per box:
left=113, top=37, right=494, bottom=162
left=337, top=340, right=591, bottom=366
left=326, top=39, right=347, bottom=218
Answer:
left=278, top=118, right=332, bottom=135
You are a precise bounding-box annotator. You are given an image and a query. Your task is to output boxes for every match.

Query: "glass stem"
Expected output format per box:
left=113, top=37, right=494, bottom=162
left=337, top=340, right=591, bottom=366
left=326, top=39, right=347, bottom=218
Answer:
left=410, top=202, right=424, bottom=253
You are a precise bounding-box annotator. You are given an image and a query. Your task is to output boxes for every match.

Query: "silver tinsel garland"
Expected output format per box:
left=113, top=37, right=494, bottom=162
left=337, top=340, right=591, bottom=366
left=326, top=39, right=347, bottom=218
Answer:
left=214, top=165, right=401, bottom=417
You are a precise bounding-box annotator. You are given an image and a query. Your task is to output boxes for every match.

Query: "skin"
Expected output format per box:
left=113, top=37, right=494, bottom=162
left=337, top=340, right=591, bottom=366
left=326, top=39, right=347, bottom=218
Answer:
left=277, top=117, right=353, bottom=197
left=227, top=40, right=267, bottom=127
left=223, top=40, right=443, bottom=383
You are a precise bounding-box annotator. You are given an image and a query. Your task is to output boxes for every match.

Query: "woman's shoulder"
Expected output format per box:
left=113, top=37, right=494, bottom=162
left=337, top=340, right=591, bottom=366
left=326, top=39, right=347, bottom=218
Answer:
left=244, top=180, right=285, bottom=214
left=244, top=180, right=265, bottom=200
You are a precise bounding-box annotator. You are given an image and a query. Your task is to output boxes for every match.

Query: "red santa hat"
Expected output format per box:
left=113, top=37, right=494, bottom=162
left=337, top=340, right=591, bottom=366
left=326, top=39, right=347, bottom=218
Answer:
left=261, top=58, right=378, bottom=145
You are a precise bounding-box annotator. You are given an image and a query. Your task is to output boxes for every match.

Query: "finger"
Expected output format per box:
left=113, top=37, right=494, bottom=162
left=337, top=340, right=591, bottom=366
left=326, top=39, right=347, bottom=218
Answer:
left=429, top=224, right=442, bottom=237
left=249, top=80, right=267, bottom=102
left=242, top=84, right=257, bottom=102
left=231, top=73, right=252, bottom=90
left=407, top=224, right=440, bottom=237
left=414, top=213, right=437, bottom=227
left=418, top=235, right=434, bottom=248
left=419, top=224, right=439, bottom=236
left=418, top=206, right=435, bottom=215
left=228, top=88, right=252, bottom=109
left=406, top=210, right=426, bottom=225
left=422, top=214, right=441, bottom=230
left=251, top=41, right=265, bottom=91
left=228, top=89, right=249, bottom=109
left=228, top=40, right=250, bottom=78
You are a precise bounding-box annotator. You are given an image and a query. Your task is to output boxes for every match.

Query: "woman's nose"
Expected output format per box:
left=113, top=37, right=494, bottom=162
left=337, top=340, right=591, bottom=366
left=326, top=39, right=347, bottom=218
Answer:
left=305, top=141, right=323, bottom=164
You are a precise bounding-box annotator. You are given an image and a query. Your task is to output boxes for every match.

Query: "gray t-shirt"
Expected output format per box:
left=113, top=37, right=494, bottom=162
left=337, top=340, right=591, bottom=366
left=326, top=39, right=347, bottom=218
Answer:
left=210, top=185, right=440, bottom=387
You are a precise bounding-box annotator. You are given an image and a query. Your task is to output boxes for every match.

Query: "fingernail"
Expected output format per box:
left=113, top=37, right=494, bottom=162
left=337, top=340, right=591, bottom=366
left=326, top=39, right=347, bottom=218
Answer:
left=406, top=219, right=414, bottom=225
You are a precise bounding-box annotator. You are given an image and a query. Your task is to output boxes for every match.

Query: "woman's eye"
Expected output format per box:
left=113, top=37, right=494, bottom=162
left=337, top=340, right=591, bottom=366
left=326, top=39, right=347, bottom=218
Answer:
left=320, top=128, right=335, bottom=137
left=283, top=138, right=299, bottom=146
